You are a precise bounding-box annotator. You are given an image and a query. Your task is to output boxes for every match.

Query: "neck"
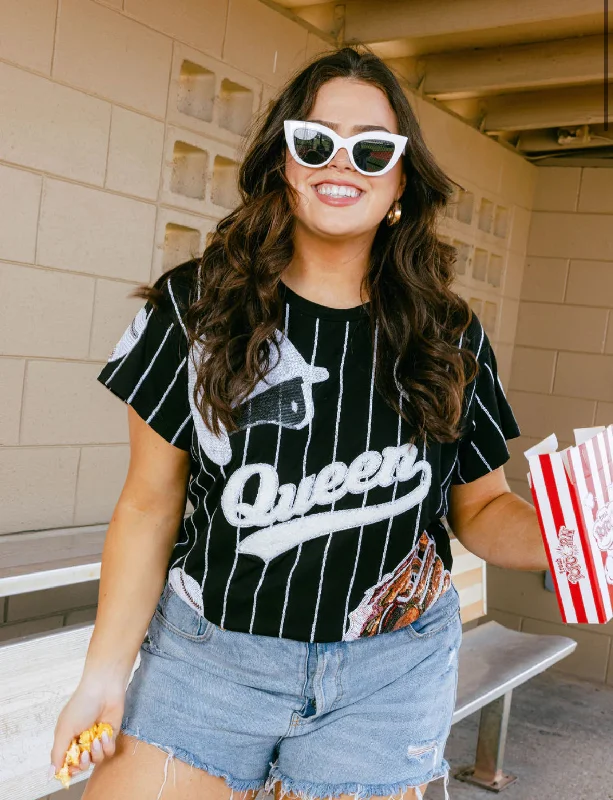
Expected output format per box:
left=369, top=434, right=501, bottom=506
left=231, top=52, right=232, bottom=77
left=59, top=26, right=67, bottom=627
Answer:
left=282, top=222, right=375, bottom=309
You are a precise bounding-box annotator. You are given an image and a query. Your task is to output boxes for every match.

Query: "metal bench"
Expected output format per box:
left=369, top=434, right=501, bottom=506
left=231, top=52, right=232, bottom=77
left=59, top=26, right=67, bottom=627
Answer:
left=0, top=614, right=576, bottom=800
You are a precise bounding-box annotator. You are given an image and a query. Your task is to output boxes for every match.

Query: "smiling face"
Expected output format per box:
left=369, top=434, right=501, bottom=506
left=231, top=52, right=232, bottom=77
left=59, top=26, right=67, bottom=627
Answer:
left=284, top=78, right=407, bottom=239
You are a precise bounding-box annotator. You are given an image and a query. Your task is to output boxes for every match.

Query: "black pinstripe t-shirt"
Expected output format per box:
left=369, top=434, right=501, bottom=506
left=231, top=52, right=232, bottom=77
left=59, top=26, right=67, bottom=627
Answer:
left=98, top=267, right=520, bottom=643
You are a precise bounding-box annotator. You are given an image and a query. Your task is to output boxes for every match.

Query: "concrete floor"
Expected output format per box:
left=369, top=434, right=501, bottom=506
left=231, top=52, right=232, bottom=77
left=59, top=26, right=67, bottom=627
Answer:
left=426, top=671, right=613, bottom=800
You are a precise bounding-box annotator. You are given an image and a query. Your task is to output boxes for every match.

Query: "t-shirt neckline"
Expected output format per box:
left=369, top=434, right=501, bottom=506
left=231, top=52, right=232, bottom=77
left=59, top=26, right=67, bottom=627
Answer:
left=279, top=281, right=370, bottom=321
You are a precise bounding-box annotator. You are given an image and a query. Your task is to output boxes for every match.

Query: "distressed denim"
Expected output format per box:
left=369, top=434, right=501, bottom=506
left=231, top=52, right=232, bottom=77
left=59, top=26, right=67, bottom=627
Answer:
left=122, top=581, right=462, bottom=799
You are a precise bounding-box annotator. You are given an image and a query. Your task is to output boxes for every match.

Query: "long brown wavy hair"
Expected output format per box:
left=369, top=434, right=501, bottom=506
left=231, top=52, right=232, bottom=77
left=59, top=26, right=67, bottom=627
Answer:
left=138, top=46, right=477, bottom=443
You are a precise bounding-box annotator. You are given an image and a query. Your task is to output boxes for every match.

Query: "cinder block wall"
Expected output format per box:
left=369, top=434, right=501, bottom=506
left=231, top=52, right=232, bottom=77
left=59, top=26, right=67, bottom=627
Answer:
left=0, top=0, right=533, bottom=640
left=488, top=165, right=613, bottom=685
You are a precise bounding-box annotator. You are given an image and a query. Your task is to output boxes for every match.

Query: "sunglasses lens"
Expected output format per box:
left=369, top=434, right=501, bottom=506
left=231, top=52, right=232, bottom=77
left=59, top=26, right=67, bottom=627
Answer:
left=292, top=126, right=334, bottom=166
left=353, top=139, right=397, bottom=173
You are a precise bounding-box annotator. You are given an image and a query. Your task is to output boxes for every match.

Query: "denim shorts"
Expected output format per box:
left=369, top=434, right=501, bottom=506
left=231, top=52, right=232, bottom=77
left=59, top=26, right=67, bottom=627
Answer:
left=122, top=580, right=462, bottom=800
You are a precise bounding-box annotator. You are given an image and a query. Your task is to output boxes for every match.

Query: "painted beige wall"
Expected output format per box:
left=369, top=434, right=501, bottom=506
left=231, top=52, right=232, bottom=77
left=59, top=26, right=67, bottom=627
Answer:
left=489, top=165, right=613, bottom=685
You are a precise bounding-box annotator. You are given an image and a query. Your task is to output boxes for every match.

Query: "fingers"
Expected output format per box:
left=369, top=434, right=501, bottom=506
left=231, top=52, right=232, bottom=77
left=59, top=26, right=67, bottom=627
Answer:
left=102, top=729, right=116, bottom=758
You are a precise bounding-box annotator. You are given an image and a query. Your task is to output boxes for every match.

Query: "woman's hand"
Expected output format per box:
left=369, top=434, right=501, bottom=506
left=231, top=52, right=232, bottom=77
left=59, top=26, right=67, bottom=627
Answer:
left=50, top=673, right=126, bottom=780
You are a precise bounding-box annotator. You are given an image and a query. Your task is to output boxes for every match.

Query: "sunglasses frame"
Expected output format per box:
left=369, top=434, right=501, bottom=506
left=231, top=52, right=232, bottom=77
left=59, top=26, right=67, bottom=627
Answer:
left=284, top=120, right=408, bottom=177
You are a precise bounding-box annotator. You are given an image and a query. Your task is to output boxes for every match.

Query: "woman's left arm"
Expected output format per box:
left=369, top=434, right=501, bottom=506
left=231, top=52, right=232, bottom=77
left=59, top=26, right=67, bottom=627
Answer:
left=448, top=467, right=549, bottom=571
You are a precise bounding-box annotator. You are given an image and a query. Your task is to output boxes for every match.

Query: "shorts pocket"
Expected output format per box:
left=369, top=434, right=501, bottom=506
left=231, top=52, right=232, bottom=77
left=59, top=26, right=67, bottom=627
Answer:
left=404, top=585, right=461, bottom=640
left=153, top=588, right=215, bottom=643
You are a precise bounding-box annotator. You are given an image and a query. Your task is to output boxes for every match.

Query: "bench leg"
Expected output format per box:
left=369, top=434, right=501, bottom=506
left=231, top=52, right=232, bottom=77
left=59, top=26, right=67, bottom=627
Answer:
left=455, top=691, right=518, bottom=792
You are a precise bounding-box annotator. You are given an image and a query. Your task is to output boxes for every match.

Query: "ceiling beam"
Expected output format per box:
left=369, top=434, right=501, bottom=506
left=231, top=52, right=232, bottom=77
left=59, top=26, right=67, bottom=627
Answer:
left=482, top=84, right=612, bottom=132
left=418, top=35, right=610, bottom=99
left=294, top=0, right=604, bottom=45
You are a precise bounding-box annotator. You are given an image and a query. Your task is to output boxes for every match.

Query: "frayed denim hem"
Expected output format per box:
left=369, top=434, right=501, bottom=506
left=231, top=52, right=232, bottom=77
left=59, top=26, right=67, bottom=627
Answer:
left=121, top=726, right=266, bottom=798
left=264, top=763, right=451, bottom=800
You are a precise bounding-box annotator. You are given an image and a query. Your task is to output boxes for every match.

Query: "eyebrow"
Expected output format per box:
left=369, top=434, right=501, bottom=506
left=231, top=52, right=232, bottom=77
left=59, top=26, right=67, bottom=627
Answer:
left=307, top=118, right=393, bottom=134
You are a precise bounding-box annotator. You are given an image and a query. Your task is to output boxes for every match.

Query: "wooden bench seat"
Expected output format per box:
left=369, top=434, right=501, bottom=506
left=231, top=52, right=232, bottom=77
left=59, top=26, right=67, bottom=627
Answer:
left=0, top=617, right=576, bottom=800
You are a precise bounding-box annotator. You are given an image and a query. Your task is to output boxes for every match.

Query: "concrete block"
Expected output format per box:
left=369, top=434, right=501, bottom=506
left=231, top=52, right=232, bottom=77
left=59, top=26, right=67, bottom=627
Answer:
left=566, top=260, right=613, bottom=308
left=160, top=126, right=240, bottom=215
left=507, top=390, right=596, bottom=442
left=106, top=107, right=165, bottom=201
left=0, top=447, right=79, bottom=534
left=528, top=211, right=613, bottom=260
left=0, top=263, right=95, bottom=359
left=0, top=165, right=42, bottom=264
left=0, top=358, right=25, bottom=446
left=168, top=44, right=262, bottom=148
left=223, top=0, right=308, bottom=86
left=498, top=148, right=537, bottom=210
left=54, top=0, right=172, bottom=118
left=0, top=62, right=110, bottom=186
left=554, top=353, right=613, bottom=403
left=0, top=0, right=57, bottom=74
left=89, top=278, right=144, bottom=361
left=508, top=204, right=532, bottom=256
left=595, top=402, right=613, bottom=426
left=521, top=256, right=569, bottom=303
left=0, top=615, right=65, bottom=643
left=124, top=0, right=228, bottom=58
left=151, top=207, right=214, bottom=281
left=20, top=361, right=129, bottom=446
left=533, top=167, right=581, bottom=212
left=510, top=346, right=556, bottom=394
left=74, top=445, right=130, bottom=525
left=7, top=582, right=100, bottom=622
left=578, top=168, right=613, bottom=214
left=516, top=302, right=608, bottom=353
left=65, top=607, right=98, bottom=626
left=38, top=179, right=156, bottom=282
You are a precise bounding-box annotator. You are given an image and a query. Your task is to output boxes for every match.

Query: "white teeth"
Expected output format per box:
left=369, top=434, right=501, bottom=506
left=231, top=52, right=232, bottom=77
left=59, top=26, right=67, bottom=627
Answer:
left=315, top=184, right=360, bottom=198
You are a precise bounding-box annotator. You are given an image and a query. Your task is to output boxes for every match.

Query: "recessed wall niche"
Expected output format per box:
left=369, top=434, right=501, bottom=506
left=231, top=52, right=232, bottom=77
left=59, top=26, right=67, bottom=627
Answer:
left=163, top=223, right=202, bottom=270
left=177, top=60, right=215, bottom=122
left=456, top=190, right=474, bottom=225
left=478, top=197, right=494, bottom=233
left=483, top=301, right=498, bottom=336
left=170, top=141, right=208, bottom=200
left=218, top=79, right=254, bottom=136
left=472, top=249, right=488, bottom=281
left=469, top=297, right=483, bottom=316
left=452, top=239, right=471, bottom=275
left=494, top=205, right=509, bottom=238
left=212, top=155, right=240, bottom=209
left=488, top=254, right=504, bottom=288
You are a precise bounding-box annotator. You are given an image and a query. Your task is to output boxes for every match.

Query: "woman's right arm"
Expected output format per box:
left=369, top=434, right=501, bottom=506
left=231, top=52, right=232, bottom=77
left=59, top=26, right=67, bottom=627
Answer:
left=50, top=405, right=191, bottom=777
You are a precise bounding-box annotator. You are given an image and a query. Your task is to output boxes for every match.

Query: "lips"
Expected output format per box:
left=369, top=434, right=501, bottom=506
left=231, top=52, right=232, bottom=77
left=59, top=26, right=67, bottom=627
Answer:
left=312, top=180, right=364, bottom=205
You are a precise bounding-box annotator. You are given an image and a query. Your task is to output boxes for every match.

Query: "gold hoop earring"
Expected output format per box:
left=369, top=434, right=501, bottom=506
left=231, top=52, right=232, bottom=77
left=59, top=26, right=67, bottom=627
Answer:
left=386, top=200, right=402, bottom=226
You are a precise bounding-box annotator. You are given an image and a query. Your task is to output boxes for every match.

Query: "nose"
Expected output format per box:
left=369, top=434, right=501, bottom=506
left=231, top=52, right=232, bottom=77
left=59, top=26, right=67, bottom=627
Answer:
left=329, top=146, right=355, bottom=170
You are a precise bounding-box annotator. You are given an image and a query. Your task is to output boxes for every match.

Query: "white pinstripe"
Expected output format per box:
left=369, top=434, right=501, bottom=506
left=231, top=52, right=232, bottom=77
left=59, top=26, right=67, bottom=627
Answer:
left=249, top=304, right=291, bottom=634
left=378, top=392, right=403, bottom=581
left=310, top=320, right=350, bottom=642
left=126, top=323, right=173, bottom=403
left=343, top=323, right=378, bottom=633
left=171, top=413, right=191, bottom=445
left=146, top=356, right=187, bottom=423
left=476, top=394, right=507, bottom=445
left=471, top=440, right=492, bottom=471
left=279, top=316, right=320, bottom=638
left=221, top=426, right=251, bottom=628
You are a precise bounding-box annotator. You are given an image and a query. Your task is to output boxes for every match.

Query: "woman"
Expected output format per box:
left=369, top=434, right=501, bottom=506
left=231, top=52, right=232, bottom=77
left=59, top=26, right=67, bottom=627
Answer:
left=50, top=47, right=548, bottom=800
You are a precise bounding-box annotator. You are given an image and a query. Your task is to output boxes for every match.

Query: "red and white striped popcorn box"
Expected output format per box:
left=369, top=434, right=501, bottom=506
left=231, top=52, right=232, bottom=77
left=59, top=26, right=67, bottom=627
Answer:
left=525, top=425, right=613, bottom=624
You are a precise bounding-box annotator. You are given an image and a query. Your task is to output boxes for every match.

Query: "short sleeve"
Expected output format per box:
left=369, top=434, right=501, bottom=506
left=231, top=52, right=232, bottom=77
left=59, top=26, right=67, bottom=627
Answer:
left=452, top=320, right=521, bottom=484
left=97, top=280, right=193, bottom=450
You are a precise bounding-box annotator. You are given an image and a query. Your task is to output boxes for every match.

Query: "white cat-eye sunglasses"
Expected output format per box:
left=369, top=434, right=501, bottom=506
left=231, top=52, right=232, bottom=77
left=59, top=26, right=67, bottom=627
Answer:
left=284, top=120, right=408, bottom=177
